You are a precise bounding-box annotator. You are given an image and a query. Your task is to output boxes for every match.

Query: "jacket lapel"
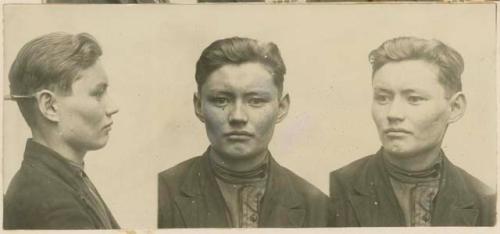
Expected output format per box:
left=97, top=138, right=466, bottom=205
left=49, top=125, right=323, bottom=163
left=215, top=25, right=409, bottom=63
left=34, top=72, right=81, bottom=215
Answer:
left=24, top=140, right=106, bottom=228
left=349, top=151, right=405, bottom=226
left=432, top=156, right=479, bottom=226
left=174, top=153, right=228, bottom=227
left=259, top=156, right=306, bottom=227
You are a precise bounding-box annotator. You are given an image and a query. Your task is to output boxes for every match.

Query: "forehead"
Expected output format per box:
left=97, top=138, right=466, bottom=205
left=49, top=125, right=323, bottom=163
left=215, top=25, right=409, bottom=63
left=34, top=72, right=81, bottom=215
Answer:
left=372, top=60, right=443, bottom=92
left=71, top=61, right=108, bottom=90
left=202, top=62, right=277, bottom=94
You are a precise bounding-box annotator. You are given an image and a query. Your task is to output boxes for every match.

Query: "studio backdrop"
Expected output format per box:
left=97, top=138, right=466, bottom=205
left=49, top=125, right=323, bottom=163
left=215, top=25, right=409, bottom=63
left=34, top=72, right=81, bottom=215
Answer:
left=2, top=3, right=497, bottom=228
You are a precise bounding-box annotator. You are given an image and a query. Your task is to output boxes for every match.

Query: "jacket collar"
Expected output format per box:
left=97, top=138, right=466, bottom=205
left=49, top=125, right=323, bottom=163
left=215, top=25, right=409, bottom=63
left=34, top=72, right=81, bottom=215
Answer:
left=350, top=148, right=479, bottom=226
left=259, top=155, right=305, bottom=227
left=23, top=139, right=86, bottom=194
left=22, top=139, right=119, bottom=229
left=431, top=155, right=479, bottom=226
left=175, top=149, right=306, bottom=227
left=350, top=149, right=405, bottom=226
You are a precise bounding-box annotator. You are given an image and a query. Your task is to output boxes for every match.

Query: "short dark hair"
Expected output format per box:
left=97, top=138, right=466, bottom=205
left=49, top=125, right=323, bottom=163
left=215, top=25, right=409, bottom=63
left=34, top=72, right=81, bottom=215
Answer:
left=369, top=36, right=464, bottom=96
left=195, top=37, right=286, bottom=94
left=9, top=32, right=102, bottom=127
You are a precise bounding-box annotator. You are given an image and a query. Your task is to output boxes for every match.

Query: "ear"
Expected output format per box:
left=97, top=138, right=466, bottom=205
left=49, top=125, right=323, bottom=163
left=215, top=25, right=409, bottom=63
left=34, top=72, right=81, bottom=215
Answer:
left=276, top=93, right=290, bottom=123
left=193, top=92, right=205, bottom=123
left=447, top=91, right=466, bottom=123
left=35, top=90, right=59, bottom=123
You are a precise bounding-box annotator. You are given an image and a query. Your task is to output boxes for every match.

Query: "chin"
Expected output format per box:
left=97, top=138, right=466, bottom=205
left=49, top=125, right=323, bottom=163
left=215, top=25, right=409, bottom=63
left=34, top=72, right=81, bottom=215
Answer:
left=383, top=143, right=413, bottom=157
left=85, top=139, right=109, bottom=151
left=220, top=147, right=255, bottom=160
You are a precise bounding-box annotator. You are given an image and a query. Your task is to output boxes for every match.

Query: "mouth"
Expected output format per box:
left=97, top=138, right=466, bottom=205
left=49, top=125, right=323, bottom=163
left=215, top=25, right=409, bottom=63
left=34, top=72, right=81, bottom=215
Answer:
left=384, top=128, right=411, bottom=136
left=224, top=131, right=254, bottom=140
left=102, top=122, right=113, bottom=131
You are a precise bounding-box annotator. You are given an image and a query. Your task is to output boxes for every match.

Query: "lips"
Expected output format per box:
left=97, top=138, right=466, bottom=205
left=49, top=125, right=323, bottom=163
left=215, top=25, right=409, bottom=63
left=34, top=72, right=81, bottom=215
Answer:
left=102, top=122, right=113, bottom=131
left=224, top=131, right=253, bottom=140
left=384, top=128, right=411, bottom=136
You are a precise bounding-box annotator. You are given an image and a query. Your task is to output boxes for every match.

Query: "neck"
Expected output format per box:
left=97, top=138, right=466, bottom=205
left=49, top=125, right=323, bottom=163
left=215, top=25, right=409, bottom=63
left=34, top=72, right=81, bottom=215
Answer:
left=32, top=128, right=86, bottom=164
left=209, top=148, right=268, bottom=172
left=383, top=146, right=442, bottom=172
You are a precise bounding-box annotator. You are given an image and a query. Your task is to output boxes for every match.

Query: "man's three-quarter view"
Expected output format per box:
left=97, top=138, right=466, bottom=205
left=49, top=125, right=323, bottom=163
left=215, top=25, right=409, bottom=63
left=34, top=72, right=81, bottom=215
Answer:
left=158, top=37, right=329, bottom=228
left=3, top=32, right=120, bottom=229
left=329, top=37, right=496, bottom=227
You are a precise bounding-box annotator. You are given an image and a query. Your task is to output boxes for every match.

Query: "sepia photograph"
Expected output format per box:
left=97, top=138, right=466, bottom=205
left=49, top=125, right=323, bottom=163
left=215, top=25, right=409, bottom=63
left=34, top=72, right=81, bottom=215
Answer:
left=1, top=2, right=497, bottom=231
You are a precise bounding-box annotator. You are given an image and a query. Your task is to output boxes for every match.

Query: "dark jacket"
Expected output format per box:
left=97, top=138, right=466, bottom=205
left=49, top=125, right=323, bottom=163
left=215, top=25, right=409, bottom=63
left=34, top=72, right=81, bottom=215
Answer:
left=329, top=149, right=496, bottom=226
left=3, top=139, right=120, bottom=229
left=158, top=151, right=329, bottom=228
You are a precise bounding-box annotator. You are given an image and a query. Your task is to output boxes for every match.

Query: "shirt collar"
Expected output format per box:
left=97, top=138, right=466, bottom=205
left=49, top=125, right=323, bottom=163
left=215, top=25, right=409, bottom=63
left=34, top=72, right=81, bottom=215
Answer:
left=383, top=151, right=443, bottom=183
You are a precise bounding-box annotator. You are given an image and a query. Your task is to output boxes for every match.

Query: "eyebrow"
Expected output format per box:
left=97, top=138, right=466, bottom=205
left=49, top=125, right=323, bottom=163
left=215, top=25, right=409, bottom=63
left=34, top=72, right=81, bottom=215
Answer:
left=244, top=91, right=272, bottom=97
left=92, top=83, right=108, bottom=91
left=401, top=89, right=428, bottom=95
left=373, top=87, right=393, bottom=93
left=206, top=90, right=232, bottom=95
left=373, top=87, right=429, bottom=95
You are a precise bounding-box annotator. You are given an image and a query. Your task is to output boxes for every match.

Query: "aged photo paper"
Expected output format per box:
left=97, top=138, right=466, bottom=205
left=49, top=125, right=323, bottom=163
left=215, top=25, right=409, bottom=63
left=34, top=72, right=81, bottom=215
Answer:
left=1, top=1, right=498, bottom=233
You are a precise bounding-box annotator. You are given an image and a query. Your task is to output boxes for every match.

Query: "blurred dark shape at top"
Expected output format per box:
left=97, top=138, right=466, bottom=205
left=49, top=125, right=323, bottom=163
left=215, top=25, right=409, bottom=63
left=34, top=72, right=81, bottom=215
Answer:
left=46, top=0, right=170, bottom=3
left=45, top=0, right=445, bottom=4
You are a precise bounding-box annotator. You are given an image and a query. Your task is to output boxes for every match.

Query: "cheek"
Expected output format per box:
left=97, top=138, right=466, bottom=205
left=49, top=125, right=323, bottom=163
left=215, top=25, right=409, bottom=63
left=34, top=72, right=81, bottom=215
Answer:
left=413, top=107, right=449, bottom=137
left=202, top=106, right=227, bottom=133
left=371, top=105, right=386, bottom=127
left=63, top=101, right=105, bottom=127
left=252, top=107, right=279, bottom=135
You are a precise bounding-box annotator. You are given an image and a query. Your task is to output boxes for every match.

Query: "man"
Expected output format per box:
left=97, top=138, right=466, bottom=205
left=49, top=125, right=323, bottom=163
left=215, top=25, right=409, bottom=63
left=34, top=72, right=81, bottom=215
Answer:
left=158, top=37, right=328, bottom=228
left=329, top=37, right=496, bottom=226
left=4, top=32, right=120, bottom=229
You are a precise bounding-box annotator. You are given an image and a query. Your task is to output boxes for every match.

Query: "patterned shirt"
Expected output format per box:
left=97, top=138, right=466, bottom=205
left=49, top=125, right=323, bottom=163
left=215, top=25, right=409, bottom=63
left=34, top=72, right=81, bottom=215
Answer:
left=384, top=155, right=442, bottom=226
left=210, top=155, right=268, bottom=228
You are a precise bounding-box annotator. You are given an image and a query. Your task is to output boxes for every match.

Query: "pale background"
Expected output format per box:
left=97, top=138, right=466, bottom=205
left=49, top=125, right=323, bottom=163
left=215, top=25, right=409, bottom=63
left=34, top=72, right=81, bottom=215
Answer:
left=2, top=3, right=497, bottom=229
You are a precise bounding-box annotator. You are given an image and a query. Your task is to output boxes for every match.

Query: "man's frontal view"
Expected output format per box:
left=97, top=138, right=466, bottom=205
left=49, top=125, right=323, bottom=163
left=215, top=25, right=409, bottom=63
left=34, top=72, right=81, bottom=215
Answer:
left=329, top=36, right=496, bottom=227
left=158, top=37, right=329, bottom=228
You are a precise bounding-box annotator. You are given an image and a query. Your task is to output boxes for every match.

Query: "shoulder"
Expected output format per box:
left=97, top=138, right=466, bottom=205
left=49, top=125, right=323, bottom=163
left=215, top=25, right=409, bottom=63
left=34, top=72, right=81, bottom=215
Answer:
left=4, top=163, right=87, bottom=229
left=158, top=156, right=202, bottom=187
left=5, top=162, right=74, bottom=204
left=275, top=162, right=328, bottom=201
left=450, top=163, right=496, bottom=197
left=330, top=154, right=377, bottom=182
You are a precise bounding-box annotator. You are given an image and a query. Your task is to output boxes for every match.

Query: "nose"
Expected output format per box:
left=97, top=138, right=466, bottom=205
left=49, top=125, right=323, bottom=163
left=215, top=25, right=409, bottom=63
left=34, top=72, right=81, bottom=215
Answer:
left=105, top=95, right=119, bottom=117
left=228, top=100, right=248, bottom=126
left=386, top=97, right=405, bottom=123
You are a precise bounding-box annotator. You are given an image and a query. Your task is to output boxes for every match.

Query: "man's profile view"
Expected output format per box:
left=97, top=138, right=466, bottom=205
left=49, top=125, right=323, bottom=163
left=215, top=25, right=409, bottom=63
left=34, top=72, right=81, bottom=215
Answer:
left=3, top=32, right=120, bottom=229
left=329, top=37, right=496, bottom=227
left=158, top=37, right=329, bottom=228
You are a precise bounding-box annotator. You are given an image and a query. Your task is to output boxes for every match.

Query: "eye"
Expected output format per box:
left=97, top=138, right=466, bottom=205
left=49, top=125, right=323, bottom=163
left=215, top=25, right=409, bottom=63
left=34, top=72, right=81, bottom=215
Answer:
left=373, top=93, right=391, bottom=105
left=211, top=96, right=229, bottom=107
left=248, top=97, right=267, bottom=107
left=407, top=95, right=426, bottom=104
left=90, top=87, right=107, bottom=100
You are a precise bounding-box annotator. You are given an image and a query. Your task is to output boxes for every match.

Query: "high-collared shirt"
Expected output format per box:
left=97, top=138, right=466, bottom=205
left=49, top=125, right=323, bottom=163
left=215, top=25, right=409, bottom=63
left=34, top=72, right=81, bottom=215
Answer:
left=383, top=154, right=442, bottom=226
left=210, top=154, right=268, bottom=228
